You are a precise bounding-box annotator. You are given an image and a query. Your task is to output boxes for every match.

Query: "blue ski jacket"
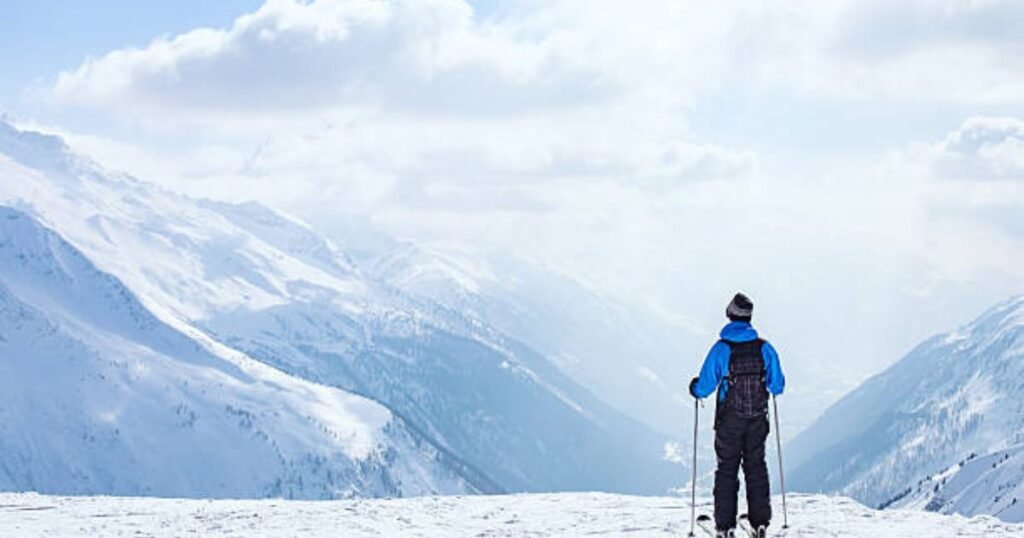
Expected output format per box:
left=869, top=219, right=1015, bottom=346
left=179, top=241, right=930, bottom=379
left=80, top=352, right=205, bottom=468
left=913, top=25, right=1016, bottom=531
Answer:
left=691, top=321, right=785, bottom=401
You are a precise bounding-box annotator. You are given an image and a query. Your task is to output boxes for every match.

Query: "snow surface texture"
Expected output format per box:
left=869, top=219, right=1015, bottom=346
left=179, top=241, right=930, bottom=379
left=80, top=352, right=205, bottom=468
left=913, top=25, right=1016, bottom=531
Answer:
left=0, top=206, right=478, bottom=498
left=0, top=492, right=1021, bottom=537
left=889, top=444, right=1024, bottom=522
left=788, top=295, right=1024, bottom=521
left=0, top=120, right=677, bottom=496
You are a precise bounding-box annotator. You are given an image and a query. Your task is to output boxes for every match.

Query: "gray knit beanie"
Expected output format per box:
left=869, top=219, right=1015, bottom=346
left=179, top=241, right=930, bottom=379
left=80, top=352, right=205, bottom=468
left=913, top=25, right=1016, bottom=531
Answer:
left=726, top=292, right=753, bottom=321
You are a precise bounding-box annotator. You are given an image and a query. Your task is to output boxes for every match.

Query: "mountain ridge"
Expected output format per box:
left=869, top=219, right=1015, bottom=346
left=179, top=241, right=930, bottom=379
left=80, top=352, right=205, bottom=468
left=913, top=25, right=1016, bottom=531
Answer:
left=788, top=294, right=1024, bottom=522
left=0, top=119, right=678, bottom=496
left=0, top=204, right=484, bottom=498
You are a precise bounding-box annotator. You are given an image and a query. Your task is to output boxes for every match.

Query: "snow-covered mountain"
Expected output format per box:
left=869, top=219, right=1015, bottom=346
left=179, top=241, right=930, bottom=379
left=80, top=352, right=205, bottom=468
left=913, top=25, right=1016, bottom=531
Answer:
left=787, top=295, right=1024, bottom=521
left=3, top=491, right=1022, bottom=537
left=346, top=240, right=703, bottom=437
left=0, top=205, right=480, bottom=498
left=885, top=444, right=1024, bottom=522
left=0, top=120, right=677, bottom=496
left=193, top=207, right=679, bottom=495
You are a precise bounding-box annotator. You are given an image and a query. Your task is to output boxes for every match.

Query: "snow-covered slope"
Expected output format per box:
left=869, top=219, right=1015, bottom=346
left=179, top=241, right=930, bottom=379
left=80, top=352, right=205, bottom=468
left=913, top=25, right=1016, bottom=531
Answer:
left=886, top=444, right=1024, bottom=522
left=0, top=120, right=676, bottom=495
left=788, top=295, right=1024, bottom=521
left=2, top=492, right=1022, bottom=537
left=360, top=241, right=702, bottom=436
left=0, top=206, right=479, bottom=498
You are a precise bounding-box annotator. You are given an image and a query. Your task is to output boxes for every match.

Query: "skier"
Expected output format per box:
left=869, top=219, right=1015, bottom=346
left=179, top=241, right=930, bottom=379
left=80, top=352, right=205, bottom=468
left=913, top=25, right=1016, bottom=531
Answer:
left=689, top=293, right=785, bottom=537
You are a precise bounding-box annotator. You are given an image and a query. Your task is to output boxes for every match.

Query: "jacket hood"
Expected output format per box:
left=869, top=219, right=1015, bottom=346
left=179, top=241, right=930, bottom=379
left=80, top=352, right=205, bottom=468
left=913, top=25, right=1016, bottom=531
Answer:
left=720, top=321, right=758, bottom=343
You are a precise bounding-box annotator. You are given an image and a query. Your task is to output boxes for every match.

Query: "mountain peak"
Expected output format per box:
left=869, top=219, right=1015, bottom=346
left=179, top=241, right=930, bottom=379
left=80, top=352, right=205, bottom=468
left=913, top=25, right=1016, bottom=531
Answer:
left=0, top=202, right=481, bottom=498
left=788, top=294, right=1024, bottom=522
left=0, top=120, right=77, bottom=175
left=978, top=294, right=1024, bottom=329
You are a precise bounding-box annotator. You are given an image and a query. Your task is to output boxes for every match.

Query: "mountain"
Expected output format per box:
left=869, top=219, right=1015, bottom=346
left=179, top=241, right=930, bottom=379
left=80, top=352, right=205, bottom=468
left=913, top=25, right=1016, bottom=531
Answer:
left=787, top=295, right=1024, bottom=521
left=885, top=444, right=1024, bottom=522
left=0, top=120, right=677, bottom=495
left=2, top=491, right=1023, bottom=537
left=0, top=206, right=481, bottom=498
left=348, top=240, right=702, bottom=437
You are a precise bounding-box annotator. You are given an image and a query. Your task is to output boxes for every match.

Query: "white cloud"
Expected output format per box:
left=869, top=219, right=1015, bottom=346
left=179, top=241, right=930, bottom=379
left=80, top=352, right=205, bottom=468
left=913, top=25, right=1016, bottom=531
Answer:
left=48, top=0, right=777, bottom=126
left=834, top=0, right=1024, bottom=57
left=52, top=0, right=600, bottom=115
left=48, top=0, right=1024, bottom=119
left=45, top=0, right=763, bottom=216
left=706, top=0, right=1024, bottom=106
left=930, top=117, right=1024, bottom=180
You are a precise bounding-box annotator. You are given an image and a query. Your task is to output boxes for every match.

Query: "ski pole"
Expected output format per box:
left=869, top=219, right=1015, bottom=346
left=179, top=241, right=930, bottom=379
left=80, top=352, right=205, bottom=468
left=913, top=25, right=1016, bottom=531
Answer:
left=688, top=397, right=699, bottom=537
left=773, top=395, right=789, bottom=529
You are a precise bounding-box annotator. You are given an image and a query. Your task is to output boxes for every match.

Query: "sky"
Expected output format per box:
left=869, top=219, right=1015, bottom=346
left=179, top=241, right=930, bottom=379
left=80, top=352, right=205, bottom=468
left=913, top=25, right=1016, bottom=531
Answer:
left=0, top=1, right=262, bottom=102
left=2, top=0, right=1024, bottom=404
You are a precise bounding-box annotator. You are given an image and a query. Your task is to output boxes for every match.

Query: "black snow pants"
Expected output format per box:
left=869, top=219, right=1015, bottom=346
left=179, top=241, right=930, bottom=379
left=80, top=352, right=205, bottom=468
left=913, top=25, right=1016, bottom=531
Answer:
left=714, top=408, right=771, bottom=531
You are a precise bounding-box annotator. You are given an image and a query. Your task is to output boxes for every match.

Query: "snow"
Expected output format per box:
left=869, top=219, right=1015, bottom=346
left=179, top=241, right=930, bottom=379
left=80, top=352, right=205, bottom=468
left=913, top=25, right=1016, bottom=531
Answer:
left=892, top=445, right=1024, bottom=522
left=0, top=492, right=1021, bottom=537
left=360, top=239, right=705, bottom=438
left=0, top=119, right=678, bottom=496
left=0, top=206, right=476, bottom=499
left=788, top=295, right=1024, bottom=521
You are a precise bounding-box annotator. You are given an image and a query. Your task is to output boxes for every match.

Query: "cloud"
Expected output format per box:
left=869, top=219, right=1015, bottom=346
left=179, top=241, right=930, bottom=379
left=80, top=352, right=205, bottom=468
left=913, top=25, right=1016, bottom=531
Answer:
left=648, top=142, right=758, bottom=184
left=894, top=117, right=1024, bottom=244
left=48, top=0, right=775, bottom=124
left=835, top=0, right=1024, bottom=57
left=926, top=117, right=1024, bottom=180
left=47, top=0, right=1024, bottom=122
left=22, top=0, right=1024, bottom=404
left=707, top=1, right=1024, bottom=106
left=52, top=0, right=603, bottom=116
left=44, top=0, right=762, bottom=213
left=39, top=0, right=763, bottom=220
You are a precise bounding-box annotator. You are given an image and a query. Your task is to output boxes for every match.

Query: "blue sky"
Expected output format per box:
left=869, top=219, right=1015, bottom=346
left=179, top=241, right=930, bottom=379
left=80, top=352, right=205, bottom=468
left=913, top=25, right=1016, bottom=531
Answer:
left=0, top=0, right=509, bottom=100
left=0, top=1, right=260, bottom=105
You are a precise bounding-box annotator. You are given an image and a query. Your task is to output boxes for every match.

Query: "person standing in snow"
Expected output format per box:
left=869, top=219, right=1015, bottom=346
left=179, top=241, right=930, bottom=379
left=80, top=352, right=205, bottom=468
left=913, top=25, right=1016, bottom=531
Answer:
left=689, top=293, right=785, bottom=537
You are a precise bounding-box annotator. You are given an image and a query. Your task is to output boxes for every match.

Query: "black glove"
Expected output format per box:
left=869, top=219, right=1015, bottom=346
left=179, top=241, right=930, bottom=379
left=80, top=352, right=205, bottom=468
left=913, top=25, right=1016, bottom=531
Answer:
left=689, top=377, right=700, bottom=399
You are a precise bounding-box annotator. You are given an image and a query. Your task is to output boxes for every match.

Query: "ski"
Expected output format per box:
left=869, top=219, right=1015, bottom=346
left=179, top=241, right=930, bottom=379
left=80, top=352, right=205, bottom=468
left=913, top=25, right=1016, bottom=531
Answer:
left=695, top=514, right=717, bottom=537
left=737, top=514, right=756, bottom=537
left=737, top=513, right=779, bottom=537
